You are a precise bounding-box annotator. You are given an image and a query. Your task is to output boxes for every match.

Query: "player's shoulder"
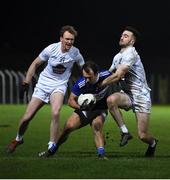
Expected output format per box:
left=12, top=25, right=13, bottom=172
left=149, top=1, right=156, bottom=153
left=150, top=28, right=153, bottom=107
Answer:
left=122, top=46, right=138, bottom=59
left=123, top=46, right=137, bottom=55
left=71, top=45, right=79, bottom=51
left=73, top=77, right=85, bottom=88
left=49, top=42, right=60, bottom=48
left=69, top=46, right=81, bottom=58
left=44, top=42, right=60, bottom=51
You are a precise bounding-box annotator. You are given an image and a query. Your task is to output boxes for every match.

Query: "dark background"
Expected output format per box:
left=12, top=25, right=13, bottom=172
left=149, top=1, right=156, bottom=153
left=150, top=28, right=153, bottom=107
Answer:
left=1, top=0, right=170, bottom=74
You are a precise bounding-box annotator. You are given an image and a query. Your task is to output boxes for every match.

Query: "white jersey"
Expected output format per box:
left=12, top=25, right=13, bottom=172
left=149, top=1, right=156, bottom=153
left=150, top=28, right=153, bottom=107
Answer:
left=110, top=46, right=151, bottom=94
left=36, top=42, right=84, bottom=93
left=110, top=46, right=151, bottom=113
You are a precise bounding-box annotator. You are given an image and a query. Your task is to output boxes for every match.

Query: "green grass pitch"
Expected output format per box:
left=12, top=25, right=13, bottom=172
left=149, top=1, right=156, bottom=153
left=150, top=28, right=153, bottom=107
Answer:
left=0, top=104, right=170, bottom=178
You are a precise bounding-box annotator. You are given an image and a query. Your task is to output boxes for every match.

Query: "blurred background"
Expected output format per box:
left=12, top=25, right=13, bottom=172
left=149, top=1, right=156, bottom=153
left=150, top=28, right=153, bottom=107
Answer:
left=0, top=0, right=170, bottom=104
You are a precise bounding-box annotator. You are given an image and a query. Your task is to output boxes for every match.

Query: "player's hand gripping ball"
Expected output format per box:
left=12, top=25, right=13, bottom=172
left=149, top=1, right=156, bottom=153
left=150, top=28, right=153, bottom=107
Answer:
left=78, top=94, right=96, bottom=110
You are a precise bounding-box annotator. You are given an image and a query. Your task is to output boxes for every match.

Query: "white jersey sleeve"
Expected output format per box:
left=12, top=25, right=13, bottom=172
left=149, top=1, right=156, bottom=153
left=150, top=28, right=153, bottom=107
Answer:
left=75, top=50, right=85, bottom=67
left=39, top=44, right=53, bottom=61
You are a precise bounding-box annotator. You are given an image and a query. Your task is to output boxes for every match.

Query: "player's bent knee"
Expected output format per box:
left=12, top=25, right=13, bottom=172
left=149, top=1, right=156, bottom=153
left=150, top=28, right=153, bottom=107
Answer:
left=107, top=94, right=119, bottom=106
left=22, top=113, right=33, bottom=122
left=65, top=121, right=76, bottom=131
left=92, top=121, right=102, bottom=131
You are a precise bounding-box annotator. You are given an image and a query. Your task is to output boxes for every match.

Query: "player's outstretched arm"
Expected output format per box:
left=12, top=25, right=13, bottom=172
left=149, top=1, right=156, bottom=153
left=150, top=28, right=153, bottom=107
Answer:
left=101, top=64, right=129, bottom=87
left=24, top=57, right=44, bottom=84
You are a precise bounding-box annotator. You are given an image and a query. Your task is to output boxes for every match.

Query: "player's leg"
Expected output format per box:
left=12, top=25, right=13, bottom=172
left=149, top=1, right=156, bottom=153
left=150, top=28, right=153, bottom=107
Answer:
left=7, top=97, right=44, bottom=153
left=107, top=92, right=132, bottom=146
left=38, top=110, right=83, bottom=157
left=57, top=112, right=82, bottom=148
left=91, top=113, right=107, bottom=159
left=43, top=92, right=64, bottom=156
left=135, top=112, right=158, bottom=157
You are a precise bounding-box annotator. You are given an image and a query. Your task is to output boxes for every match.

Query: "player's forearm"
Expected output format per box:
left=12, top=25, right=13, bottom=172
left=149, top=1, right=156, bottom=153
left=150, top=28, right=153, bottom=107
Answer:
left=24, top=66, right=36, bottom=83
left=101, top=74, right=120, bottom=86
left=24, top=57, right=42, bottom=83
left=102, top=65, right=128, bottom=86
left=68, top=98, right=80, bottom=109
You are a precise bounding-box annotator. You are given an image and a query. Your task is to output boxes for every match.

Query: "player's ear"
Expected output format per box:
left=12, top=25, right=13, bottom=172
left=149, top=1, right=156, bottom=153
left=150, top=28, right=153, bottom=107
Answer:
left=130, top=39, right=135, bottom=45
left=131, top=38, right=135, bottom=43
left=131, top=35, right=136, bottom=45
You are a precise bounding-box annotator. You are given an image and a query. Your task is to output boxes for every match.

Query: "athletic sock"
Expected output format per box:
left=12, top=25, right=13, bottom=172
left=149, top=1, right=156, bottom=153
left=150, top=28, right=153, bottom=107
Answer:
left=97, top=147, right=105, bottom=156
left=16, top=134, right=23, bottom=141
left=150, top=139, right=156, bottom=147
left=48, top=141, right=57, bottom=151
left=120, top=124, right=128, bottom=133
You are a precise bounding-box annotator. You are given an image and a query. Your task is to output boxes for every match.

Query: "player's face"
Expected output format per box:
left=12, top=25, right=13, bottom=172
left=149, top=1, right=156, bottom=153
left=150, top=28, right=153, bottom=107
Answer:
left=60, top=31, right=75, bottom=52
left=119, top=30, right=135, bottom=47
left=83, top=69, right=98, bottom=84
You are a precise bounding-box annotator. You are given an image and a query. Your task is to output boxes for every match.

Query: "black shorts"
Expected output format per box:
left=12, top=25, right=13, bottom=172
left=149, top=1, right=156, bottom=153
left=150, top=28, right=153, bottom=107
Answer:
left=74, top=109, right=108, bottom=127
left=91, top=97, right=108, bottom=111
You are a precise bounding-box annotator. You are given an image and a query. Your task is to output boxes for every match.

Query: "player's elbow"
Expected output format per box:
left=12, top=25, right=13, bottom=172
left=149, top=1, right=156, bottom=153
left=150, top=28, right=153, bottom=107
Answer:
left=114, top=74, right=122, bottom=82
left=115, top=70, right=125, bottom=81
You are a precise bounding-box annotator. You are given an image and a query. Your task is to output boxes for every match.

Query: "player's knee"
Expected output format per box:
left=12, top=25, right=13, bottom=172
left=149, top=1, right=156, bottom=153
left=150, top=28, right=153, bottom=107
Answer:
left=52, top=110, right=60, bottom=119
left=22, top=112, right=33, bottom=122
left=65, top=121, right=76, bottom=131
left=107, top=94, right=118, bottom=107
left=92, top=121, right=102, bottom=131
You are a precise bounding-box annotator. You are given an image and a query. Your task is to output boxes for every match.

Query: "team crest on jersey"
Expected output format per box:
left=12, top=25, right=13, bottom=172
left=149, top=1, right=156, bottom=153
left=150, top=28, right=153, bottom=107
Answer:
left=52, top=64, right=66, bottom=74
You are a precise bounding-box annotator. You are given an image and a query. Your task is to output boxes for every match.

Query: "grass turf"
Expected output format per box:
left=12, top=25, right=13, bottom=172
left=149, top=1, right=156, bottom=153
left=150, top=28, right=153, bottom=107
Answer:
left=0, top=104, right=170, bottom=178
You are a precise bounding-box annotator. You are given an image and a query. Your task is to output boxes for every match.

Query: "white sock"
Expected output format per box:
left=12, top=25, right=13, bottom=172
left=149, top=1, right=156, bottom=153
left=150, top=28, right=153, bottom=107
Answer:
left=151, top=139, right=156, bottom=147
left=120, top=125, right=128, bottom=133
left=48, top=141, right=56, bottom=150
left=16, top=134, right=23, bottom=141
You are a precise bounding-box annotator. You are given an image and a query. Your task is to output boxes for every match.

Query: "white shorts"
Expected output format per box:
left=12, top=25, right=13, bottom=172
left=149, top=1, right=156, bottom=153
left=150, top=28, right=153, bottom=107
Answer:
left=32, top=83, right=67, bottom=103
left=119, top=87, right=151, bottom=114
left=128, top=88, right=151, bottom=113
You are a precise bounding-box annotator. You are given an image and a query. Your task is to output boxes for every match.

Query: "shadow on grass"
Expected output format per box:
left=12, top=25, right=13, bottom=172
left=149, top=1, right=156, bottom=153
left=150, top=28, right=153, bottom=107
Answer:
left=56, top=151, right=143, bottom=158
left=0, top=124, right=10, bottom=128
left=55, top=151, right=170, bottom=159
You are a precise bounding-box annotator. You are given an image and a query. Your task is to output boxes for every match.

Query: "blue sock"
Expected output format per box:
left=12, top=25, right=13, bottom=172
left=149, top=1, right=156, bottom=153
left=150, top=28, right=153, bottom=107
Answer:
left=49, top=144, right=57, bottom=153
left=97, top=147, right=105, bottom=156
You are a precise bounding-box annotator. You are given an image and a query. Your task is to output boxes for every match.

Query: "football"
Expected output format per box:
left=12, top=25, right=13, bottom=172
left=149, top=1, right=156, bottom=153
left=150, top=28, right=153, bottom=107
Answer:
left=77, top=93, right=96, bottom=107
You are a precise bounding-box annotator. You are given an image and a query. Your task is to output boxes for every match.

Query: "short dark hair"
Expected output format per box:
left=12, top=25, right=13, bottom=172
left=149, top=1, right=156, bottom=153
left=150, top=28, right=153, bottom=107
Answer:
left=82, top=61, right=99, bottom=75
left=124, top=26, right=141, bottom=39
left=60, top=25, right=78, bottom=37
